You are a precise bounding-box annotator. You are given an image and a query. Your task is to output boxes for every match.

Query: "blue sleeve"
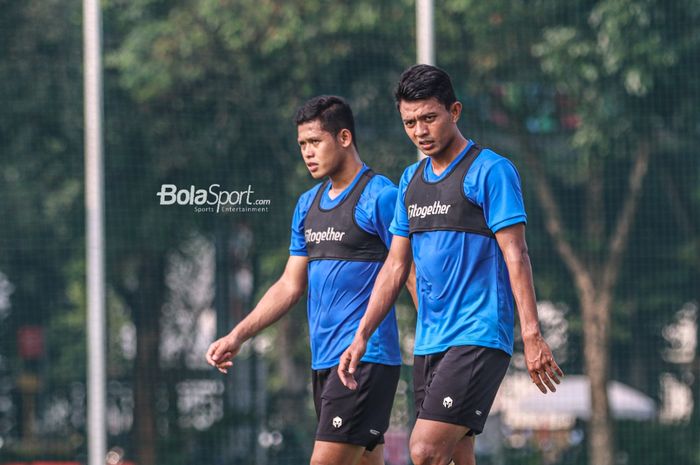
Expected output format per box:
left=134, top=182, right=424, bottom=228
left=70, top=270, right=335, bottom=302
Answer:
left=389, top=166, right=415, bottom=238
left=289, top=193, right=312, bottom=256
left=372, top=185, right=398, bottom=247
left=470, top=157, right=527, bottom=233
left=355, top=177, right=398, bottom=247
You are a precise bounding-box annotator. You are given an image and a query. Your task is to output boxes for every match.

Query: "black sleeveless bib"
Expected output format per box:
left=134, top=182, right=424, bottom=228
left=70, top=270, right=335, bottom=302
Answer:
left=305, top=170, right=389, bottom=262
left=404, top=145, right=494, bottom=238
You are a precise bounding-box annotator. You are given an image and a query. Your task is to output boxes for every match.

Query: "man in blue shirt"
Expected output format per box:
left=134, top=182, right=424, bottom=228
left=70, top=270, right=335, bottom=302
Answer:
left=206, top=95, right=405, bottom=465
left=338, top=65, right=563, bottom=465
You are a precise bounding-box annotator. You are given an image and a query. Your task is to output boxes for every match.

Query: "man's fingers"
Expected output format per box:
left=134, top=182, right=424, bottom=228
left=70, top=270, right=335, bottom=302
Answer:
left=530, top=372, right=547, bottom=394
left=337, top=350, right=359, bottom=390
left=216, top=361, right=233, bottom=372
left=207, top=341, right=225, bottom=363
left=212, top=343, right=232, bottom=362
left=347, top=350, right=360, bottom=375
left=206, top=343, right=219, bottom=366
left=534, top=379, right=546, bottom=394
left=544, top=364, right=560, bottom=385
left=552, top=360, right=564, bottom=378
left=531, top=366, right=562, bottom=393
left=541, top=373, right=557, bottom=392
left=338, top=350, right=350, bottom=372
left=338, top=340, right=367, bottom=391
left=206, top=338, right=237, bottom=373
left=338, top=367, right=358, bottom=390
left=340, top=369, right=358, bottom=390
left=338, top=353, right=350, bottom=375
left=337, top=368, right=347, bottom=385
left=345, top=352, right=360, bottom=390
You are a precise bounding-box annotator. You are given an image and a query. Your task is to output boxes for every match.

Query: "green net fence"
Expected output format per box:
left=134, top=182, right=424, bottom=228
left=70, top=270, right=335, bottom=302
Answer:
left=1, top=1, right=699, bottom=464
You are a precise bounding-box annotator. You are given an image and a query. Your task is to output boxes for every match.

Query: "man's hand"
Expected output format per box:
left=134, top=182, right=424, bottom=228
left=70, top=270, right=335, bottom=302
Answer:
left=337, top=338, right=367, bottom=390
left=205, top=334, right=243, bottom=374
left=523, top=334, right=563, bottom=393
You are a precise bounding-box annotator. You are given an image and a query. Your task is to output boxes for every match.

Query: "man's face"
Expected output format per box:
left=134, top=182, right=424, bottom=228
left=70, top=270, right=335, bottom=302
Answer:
left=297, top=120, right=343, bottom=179
left=398, top=98, right=461, bottom=158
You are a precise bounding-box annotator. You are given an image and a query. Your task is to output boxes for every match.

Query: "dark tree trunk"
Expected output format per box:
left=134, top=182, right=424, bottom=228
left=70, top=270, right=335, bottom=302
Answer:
left=131, top=254, right=165, bottom=465
left=503, top=104, right=651, bottom=465
left=581, top=293, right=614, bottom=465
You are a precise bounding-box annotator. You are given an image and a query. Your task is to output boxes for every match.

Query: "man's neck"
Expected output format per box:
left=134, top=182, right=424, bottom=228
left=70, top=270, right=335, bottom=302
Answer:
left=430, top=134, right=468, bottom=175
left=328, top=156, right=363, bottom=198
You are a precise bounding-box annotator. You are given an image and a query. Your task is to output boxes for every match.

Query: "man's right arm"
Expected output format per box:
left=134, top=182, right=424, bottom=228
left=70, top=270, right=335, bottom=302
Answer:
left=405, top=262, right=418, bottom=310
left=205, top=255, right=308, bottom=373
left=372, top=183, right=418, bottom=310
left=337, top=236, right=412, bottom=389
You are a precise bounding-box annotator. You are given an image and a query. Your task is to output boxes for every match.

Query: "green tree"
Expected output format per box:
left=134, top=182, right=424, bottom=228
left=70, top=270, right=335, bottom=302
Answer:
left=0, top=0, right=86, bottom=455
left=438, top=1, right=700, bottom=463
left=107, top=1, right=414, bottom=463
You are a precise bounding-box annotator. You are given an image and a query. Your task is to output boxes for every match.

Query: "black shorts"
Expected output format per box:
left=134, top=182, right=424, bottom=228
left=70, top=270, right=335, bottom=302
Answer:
left=413, top=345, right=510, bottom=435
left=312, top=362, right=400, bottom=450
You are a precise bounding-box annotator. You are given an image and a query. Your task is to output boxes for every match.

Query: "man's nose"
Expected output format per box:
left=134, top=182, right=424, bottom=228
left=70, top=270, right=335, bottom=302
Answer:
left=414, top=121, right=429, bottom=137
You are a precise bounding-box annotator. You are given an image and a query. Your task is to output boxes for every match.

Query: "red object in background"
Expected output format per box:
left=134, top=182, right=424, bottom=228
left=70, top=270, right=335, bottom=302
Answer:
left=0, top=463, right=80, bottom=465
left=17, top=326, right=45, bottom=360
left=0, top=462, right=135, bottom=465
left=555, top=92, right=581, bottom=130
left=32, top=462, right=81, bottom=465
left=384, top=429, right=409, bottom=465
left=560, top=113, right=581, bottom=130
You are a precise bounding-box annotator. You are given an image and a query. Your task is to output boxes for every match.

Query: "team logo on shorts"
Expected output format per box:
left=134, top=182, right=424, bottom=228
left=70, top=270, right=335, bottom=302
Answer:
left=443, top=396, right=453, bottom=408
left=332, top=416, right=343, bottom=428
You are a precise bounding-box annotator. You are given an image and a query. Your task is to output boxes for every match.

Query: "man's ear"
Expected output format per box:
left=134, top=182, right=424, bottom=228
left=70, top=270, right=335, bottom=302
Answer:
left=450, top=101, right=463, bottom=123
left=337, top=128, right=353, bottom=148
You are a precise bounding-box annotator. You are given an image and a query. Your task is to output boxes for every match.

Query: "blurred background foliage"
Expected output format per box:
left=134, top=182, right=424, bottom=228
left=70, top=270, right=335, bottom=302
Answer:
left=0, top=0, right=698, bottom=464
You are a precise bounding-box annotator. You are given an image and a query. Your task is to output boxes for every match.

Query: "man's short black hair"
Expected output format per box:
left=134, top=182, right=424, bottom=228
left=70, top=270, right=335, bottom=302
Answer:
left=394, top=64, right=457, bottom=110
left=295, top=95, right=357, bottom=148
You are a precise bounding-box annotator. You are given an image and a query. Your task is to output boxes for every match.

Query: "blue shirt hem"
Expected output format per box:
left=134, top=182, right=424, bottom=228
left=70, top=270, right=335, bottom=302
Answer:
left=490, top=215, right=527, bottom=234
left=388, top=225, right=409, bottom=237
left=311, top=355, right=402, bottom=370
left=414, top=340, right=513, bottom=357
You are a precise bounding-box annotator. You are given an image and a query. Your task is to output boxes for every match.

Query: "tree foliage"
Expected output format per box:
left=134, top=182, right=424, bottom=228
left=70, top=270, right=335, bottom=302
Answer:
left=0, top=1, right=698, bottom=464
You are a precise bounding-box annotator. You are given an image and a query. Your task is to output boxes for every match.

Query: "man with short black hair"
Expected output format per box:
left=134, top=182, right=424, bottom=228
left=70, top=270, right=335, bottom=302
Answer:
left=207, top=95, right=406, bottom=465
left=338, top=65, right=563, bottom=465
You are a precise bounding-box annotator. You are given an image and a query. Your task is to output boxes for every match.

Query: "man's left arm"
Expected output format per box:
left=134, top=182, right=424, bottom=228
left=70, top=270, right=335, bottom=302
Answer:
left=495, top=224, right=563, bottom=393
left=374, top=184, right=418, bottom=308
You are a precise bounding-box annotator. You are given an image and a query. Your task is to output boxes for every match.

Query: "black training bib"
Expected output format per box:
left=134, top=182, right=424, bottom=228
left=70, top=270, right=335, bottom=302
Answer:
left=305, top=170, right=388, bottom=262
left=404, top=145, right=494, bottom=238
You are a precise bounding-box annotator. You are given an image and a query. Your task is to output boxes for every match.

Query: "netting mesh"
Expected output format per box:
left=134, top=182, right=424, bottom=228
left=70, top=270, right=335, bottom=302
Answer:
left=1, top=1, right=698, bottom=464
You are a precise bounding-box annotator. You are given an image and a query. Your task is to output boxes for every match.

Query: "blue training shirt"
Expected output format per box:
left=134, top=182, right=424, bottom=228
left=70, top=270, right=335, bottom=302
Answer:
left=390, top=141, right=526, bottom=356
left=290, top=164, right=402, bottom=370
